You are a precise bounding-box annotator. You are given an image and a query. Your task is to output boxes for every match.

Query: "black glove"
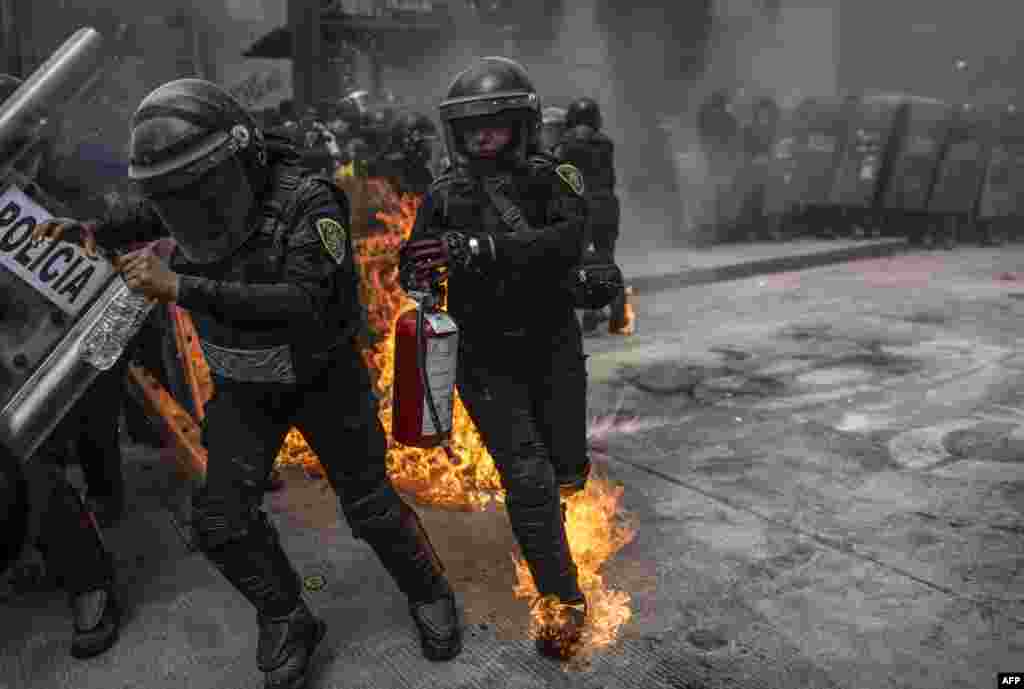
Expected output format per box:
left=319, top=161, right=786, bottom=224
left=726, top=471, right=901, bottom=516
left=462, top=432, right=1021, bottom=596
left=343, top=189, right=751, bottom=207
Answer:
left=399, top=238, right=448, bottom=293
left=441, top=231, right=495, bottom=271
left=566, top=259, right=623, bottom=311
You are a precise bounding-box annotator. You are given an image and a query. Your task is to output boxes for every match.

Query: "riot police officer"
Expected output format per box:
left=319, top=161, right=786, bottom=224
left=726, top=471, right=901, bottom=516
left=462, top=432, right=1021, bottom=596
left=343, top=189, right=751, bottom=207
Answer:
left=554, top=97, right=625, bottom=332
left=540, top=106, right=567, bottom=154
left=34, top=79, right=461, bottom=688
left=2, top=71, right=130, bottom=527
left=0, top=72, right=121, bottom=659
left=398, top=57, right=592, bottom=660
left=374, top=111, right=438, bottom=195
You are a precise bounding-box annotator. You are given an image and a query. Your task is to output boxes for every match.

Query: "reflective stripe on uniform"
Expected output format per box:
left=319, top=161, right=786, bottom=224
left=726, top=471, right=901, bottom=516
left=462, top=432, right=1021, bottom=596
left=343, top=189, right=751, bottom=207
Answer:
left=199, top=339, right=297, bottom=384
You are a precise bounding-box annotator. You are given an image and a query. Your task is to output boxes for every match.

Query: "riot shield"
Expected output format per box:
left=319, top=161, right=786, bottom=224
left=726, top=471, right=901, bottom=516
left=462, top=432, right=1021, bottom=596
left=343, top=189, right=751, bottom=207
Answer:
left=882, top=97, right=951, bottom=213
left=0, top=28, right=155, bottom=462
left=978, top=108, right=1024, bottom=243
left=927, top=107, right=994, bottom=246
left=828, top=93, right=904, bottom=236
left=880, top=96, right=951, bottom=245
left=762, top=98, right=851, bottom=238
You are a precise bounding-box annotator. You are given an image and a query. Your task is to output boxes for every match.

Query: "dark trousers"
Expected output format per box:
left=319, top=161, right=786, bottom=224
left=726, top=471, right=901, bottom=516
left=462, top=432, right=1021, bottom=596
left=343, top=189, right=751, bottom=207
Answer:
left=193, top=341, right=440, bottom=618
left=456, top=318, right=587, bottom=602
left=29, top=413, right=116, bottom=595
left=24, top=359, right=128, bottom=593
left=199, top=342, right=386, bottom=518
left=73, top=357, right=128, bottom=503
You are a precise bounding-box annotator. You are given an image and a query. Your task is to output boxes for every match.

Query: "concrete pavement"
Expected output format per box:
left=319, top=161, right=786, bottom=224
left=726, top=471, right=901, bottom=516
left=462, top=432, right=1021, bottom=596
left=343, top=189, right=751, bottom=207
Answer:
left=615, top=237, right=909, bottom=296
left=583, top=247, right=1024, bottom=687
left=3, top=243, right=1023, bottom=689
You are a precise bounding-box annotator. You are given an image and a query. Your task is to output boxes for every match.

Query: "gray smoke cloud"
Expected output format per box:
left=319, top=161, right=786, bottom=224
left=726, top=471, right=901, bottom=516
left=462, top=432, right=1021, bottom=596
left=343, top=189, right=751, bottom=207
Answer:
left=672, top=3, right=841, bottom=245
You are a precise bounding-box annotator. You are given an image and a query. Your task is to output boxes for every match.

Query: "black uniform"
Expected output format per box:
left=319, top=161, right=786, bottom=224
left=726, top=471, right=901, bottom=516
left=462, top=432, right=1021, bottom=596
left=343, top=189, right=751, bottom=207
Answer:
left=372, top=113, right=437, bottom=196
left=555, top=123, right=624, bottom=326
left=96, top=150, right=458, bottom=664
left=556, top=124, right=619, bottom=257
left=402, top=153, right=589, bottom=604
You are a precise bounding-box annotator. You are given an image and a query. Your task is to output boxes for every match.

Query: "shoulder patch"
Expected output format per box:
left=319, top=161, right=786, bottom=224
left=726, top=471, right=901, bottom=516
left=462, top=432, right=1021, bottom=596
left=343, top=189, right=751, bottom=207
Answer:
left=555, top=163, right=585, bottom=196
left=315, top=217, right=347, bottom=264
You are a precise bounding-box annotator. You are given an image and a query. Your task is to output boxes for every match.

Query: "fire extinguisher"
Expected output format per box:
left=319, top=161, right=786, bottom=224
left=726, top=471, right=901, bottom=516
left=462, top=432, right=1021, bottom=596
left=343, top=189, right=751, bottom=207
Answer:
left=392, top=286, right=459, bottom=459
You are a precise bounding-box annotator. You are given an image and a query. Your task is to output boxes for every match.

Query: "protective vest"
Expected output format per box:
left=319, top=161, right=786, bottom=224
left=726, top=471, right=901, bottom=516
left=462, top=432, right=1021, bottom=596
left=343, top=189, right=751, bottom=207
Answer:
left=172, top=165, right=362, bottom=383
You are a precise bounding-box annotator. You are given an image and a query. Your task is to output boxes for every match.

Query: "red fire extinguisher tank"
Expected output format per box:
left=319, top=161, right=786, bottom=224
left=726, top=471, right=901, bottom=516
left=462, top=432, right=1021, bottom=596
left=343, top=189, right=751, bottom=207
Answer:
left=392, top=305, right=459, bottom=448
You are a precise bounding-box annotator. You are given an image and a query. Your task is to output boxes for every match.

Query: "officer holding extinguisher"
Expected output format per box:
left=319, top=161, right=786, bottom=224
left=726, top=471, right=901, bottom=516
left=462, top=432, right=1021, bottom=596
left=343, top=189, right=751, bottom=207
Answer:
left=398, top=56, right=593, bottom=660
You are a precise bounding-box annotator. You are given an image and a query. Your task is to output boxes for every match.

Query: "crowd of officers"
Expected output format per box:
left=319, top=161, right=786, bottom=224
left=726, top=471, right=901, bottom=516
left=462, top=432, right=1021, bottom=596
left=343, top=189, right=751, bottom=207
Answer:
left=251, top=90, right=441, bottom=197
left=691, top=88, right=1024, bottom=249
left=2, top=55, right=624, bottom=689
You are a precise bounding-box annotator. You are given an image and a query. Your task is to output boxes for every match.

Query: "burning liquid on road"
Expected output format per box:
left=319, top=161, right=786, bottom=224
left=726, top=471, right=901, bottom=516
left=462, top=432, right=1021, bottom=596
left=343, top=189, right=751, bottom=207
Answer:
left=275, top=179, right=636, bottom=658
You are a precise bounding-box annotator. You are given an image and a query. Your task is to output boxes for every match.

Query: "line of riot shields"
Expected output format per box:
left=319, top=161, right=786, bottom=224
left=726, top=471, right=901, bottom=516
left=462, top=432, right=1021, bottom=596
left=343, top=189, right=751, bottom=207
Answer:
left=724, top=92, right=1024, bottom=248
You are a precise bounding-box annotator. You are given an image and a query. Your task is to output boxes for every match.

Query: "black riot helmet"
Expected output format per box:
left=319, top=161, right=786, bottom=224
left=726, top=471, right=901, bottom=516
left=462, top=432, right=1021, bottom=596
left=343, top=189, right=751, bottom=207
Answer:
left=393, top=111, right=437, bottom=151
left=439, top=56, right=541, bottom=168
left=128, top=79, right=268, bottom=264
left=565, top=97, right=602, bottom=130
left=338, top=89, right=371, bottom=127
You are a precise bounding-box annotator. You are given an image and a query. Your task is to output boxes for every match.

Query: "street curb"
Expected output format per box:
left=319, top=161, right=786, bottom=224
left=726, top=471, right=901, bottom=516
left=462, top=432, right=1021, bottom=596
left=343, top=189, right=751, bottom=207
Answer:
left=628, top=239, right=909, bottom=296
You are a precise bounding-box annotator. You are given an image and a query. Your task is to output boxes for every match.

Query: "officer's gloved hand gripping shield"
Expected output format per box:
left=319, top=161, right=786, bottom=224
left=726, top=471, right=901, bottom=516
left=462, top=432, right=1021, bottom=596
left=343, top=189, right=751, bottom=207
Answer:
left=0, top=28, right=154, bottom=463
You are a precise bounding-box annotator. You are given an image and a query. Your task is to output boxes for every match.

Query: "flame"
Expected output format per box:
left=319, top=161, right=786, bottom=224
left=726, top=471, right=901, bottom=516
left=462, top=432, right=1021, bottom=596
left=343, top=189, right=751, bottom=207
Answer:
left=609, top=286, right=636, bottom=336
left=274, top=177, right=636, bottom=657
left=513, top=465, right=636, bottom=663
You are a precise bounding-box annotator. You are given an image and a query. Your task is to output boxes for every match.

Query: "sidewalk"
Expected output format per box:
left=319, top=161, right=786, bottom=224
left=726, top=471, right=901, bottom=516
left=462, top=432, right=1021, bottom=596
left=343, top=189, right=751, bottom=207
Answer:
left=617, top=238, right=909, bottom=296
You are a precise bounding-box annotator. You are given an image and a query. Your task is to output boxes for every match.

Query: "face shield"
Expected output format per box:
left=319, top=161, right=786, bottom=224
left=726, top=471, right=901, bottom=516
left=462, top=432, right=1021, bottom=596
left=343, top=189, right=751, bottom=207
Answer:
left=141, top=155, right=255, bottom=264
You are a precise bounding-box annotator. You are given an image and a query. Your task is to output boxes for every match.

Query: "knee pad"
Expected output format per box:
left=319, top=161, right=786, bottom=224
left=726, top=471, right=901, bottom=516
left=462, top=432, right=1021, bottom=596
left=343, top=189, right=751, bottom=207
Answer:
left=192, top=489, right=265, bottom=552
left=339, top=480, right=403, bottom=540
left=500, top=452, right=558, bottom=512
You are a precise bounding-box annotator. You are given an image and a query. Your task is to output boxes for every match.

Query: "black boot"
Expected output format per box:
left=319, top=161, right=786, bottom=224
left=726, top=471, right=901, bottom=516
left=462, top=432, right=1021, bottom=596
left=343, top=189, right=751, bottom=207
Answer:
left=70, top=587, right=121, bottom=659
left=197, top=508, right=323, bottom=688
left=506, top=498, right=587, bottom=659
left=534, top=595, right=588, bottom=660
left=258, top=600, right=327, bottom=689
left=36, top=476, right=121, bottom=658
left=408, top=577, right=461, bottom=661
left=556, top=459, right=591, bottom=499
left=354, top=495, right=462, bottom=661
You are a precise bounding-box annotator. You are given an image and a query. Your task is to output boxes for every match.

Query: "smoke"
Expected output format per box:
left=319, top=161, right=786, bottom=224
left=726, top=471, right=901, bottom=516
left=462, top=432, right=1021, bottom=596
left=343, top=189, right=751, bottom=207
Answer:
left=697, top=3, right=839, bottom=114
left=667, top=2, right=841, bottom=246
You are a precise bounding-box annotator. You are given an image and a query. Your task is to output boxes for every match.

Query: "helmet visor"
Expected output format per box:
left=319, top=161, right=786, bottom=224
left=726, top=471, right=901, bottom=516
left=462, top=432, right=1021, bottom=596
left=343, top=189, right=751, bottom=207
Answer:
left=440, top=91, right=538, bottom=122
left=143, top=157, right=253, bottom=264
